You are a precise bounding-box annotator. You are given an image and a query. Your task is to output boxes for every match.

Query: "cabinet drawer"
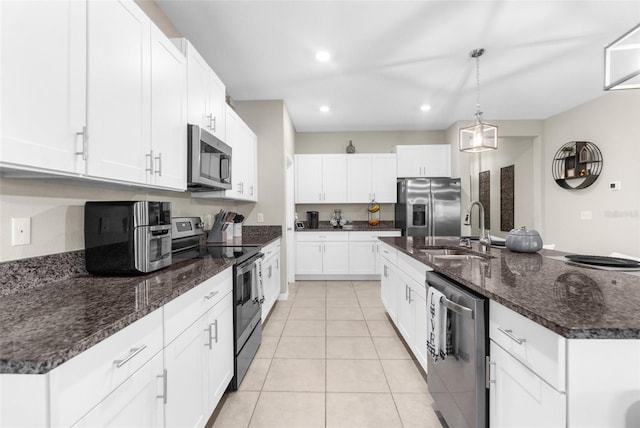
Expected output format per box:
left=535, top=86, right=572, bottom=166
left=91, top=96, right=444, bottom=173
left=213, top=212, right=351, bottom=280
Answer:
left=397, top=251, right=433, bottom=284
left=489, top=300, right=566, bottom=391
left=348, top=231, right=400, bottom=241
left=164, top=267, right=233, bottom=345
left=379, top=242, right=397, bottom=266
left=262, top=239, right=281, bottom=260
left=296, top=232, right=348, bottom=242
left=49, top=308, right=163, bottom=427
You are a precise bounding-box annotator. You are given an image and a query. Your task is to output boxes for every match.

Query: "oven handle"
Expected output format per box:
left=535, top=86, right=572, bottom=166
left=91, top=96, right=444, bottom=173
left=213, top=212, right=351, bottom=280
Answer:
left=440, top=296, right=474, bottom=319
left=236, top=252, right=265, bottom=272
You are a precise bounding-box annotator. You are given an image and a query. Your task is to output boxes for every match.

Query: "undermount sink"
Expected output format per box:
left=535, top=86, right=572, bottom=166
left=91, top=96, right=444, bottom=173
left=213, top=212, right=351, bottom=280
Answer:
left=418, top=246, right=494, bottom=261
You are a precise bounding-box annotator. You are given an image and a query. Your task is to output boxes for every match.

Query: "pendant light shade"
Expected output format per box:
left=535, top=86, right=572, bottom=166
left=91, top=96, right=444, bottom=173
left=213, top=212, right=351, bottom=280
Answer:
left=459, top=48, right=498, bottom=152
left=604, top=22, right=640, bottom=91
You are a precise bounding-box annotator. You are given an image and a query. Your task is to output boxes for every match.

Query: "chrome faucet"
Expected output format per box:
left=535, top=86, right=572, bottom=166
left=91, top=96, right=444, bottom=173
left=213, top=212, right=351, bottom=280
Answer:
left=464, top=200, right=491, bottom=252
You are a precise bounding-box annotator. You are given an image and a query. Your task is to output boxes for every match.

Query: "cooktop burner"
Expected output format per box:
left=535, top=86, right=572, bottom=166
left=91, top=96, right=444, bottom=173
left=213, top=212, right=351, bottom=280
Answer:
left=172, top=245, right=260, bottom=265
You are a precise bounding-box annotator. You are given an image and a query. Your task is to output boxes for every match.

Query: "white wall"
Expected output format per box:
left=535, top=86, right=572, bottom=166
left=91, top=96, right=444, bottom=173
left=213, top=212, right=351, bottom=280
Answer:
left=543, top=90, right=640, bottom=256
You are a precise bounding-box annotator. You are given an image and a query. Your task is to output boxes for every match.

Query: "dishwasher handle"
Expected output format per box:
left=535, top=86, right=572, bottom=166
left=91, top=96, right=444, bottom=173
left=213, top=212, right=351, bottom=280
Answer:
left=440, top=295, right=474, bottom=319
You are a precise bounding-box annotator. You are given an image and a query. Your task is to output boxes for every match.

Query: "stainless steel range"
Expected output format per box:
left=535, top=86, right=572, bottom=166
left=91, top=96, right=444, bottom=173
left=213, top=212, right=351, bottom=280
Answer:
left=171, top=217, right=264, bottom=391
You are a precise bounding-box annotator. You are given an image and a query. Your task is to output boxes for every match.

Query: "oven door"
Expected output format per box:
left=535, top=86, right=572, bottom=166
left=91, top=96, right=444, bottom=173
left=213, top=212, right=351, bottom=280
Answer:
left=235, top=255, right=263, bottom=349
left=135, top=225, right=172, bottom=273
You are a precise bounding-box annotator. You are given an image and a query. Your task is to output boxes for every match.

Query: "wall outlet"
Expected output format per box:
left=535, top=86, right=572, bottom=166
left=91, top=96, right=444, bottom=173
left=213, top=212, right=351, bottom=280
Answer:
left=257, top=213, right=264, bottom=223
left=11, top=217, right=31, bottom=246
left=580, top=211, right=592, bottom=220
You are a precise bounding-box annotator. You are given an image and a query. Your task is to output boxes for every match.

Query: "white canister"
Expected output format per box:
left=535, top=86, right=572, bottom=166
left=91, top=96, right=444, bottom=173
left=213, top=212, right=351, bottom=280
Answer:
left=233, top=223, right=243, bottom=238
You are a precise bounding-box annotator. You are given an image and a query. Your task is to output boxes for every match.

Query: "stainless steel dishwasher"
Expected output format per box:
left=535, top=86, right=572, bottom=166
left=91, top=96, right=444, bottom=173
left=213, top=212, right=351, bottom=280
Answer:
left=425, top=271, right=488, bottom=428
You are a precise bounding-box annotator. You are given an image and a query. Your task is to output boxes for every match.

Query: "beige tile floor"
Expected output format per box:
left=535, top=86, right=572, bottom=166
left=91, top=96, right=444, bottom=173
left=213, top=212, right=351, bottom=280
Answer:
left=210, top=280, right=442, bottom=428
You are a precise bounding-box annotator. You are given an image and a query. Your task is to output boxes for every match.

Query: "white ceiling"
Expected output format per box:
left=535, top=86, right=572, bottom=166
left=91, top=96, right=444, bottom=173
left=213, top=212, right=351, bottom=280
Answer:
left=157, top=1, right=640, bottom=132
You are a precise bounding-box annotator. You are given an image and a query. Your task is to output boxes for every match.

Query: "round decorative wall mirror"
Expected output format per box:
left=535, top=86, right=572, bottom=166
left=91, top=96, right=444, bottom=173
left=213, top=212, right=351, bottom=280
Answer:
left=551, top=141, right=603, bottom=190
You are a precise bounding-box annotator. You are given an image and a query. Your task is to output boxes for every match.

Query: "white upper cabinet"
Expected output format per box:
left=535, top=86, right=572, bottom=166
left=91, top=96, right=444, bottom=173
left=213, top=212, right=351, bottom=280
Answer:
left=0, top=0, right=87, bottom=174
left=347, top=154, right=397, bottom=203
left=395, top=144, right=451, bottom=177
left=149, top=25, right=187, bottom=190
left=179, top=40, right=226, bottom=141
left=85, top=0, right=151, bottom=184
left=294, top=154, right=347, bottom=203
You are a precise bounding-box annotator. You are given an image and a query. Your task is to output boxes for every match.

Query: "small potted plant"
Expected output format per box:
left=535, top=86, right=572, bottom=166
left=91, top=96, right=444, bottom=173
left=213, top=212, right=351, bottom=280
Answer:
left=561, top=145, right=575, bottom=157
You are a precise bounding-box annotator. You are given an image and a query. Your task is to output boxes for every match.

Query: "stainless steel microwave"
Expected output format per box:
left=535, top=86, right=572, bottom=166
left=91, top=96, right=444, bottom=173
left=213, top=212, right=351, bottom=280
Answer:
left=187, top=124, right=232, bottom=191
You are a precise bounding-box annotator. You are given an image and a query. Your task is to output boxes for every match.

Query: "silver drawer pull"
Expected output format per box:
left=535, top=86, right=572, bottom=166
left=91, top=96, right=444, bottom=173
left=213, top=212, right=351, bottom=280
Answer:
left=157, top=369, right=168, bottom=404
left=113, top=345, right=147, bottom=368
left=204, top=290, right=219, bottom=300
left=498, top=327, right=526, bottom=345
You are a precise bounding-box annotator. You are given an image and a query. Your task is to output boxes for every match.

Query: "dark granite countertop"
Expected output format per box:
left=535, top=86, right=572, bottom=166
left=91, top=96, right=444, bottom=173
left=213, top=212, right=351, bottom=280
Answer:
left=0, top=226, right=283, bottom=375
left=297, top=221, right=400, bottom=232
left=379, top=236, right=640, bottom=339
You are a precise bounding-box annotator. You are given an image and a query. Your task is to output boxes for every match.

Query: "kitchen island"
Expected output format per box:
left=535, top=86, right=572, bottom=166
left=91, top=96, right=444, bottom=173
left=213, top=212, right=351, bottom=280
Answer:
left=379, top=236, right=640, bottom=428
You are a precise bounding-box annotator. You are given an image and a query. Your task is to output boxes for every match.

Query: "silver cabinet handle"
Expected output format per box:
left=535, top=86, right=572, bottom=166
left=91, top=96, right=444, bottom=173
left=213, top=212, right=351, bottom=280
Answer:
left=498, top=327, right=526, bottom=345
left=383, top=265, right=388, bottom=278
left=371, top=244, right=375, bottom=253
left=204, top=290, right=219, bottom=300
left=276, top=259, right=279, bottom=269
left=407, top=287, right=413, bottom=303
left=113, top=345, right=147, bottom=368
left=146, top=150, right=154, bottom=174
left=154, top=152, right=162, bottom=176
left=486, top=356, right=495, bottom=389
left=157, top=369, right=168, bottom=404
left=75, top=126, right=88, bottom=160
left=213, top=320, right=218, bottom=343
left=250, top=185, right=254, bottom=196
left=206, top=114, right=213, bottom=129
left=405, top=284, right=409, bottom=301
left=212, top=116, right=216, bottom=132
left=318, top=244, right=322, bottom=253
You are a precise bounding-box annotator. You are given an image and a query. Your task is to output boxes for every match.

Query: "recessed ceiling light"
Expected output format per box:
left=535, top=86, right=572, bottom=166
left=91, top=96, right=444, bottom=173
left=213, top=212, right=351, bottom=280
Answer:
left=315, top=51, right=331, bottom=62
left=319, top=105, right=330, bottom=113
left=420, top=104, right=432, bottom=112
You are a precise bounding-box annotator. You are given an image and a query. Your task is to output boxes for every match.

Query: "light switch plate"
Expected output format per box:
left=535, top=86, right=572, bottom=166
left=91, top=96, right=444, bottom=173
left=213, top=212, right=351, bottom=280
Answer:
left=11, top=217, right=31, bottom=246
left=257, top=213, right=264, bottom=223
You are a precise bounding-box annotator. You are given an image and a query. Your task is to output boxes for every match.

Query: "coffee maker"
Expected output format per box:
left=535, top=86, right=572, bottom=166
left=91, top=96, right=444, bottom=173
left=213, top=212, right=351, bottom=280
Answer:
left=306, top=211, right=319, bottom=229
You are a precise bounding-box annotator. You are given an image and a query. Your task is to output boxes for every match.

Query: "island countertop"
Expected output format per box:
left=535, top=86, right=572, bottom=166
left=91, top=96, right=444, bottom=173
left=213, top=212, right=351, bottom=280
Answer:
left=379, top=236, right=640, bottom=339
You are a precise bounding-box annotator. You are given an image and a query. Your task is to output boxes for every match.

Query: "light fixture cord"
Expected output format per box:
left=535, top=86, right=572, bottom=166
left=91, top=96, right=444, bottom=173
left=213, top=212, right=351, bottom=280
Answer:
left=475, top=53, right=481, bottom=119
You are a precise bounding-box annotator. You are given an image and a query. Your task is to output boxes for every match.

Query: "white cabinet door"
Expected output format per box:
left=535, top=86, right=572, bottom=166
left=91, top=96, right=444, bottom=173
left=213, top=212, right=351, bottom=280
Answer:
left=322, top=155, right=347, bottom=203
left=380, top=260, right=398, bottom=323
left=371, top=154, right=397, bottom=203
left=347, top=155, right=373, bottom=203
left=71, top=352, right=164, bottom=428
left=396, top=145, right=424, bottom=178
left=207, top=70, right=226, bottom=141
left=396, top=270, right=414, bottom=345
left=1, top=0, right=86, bottom=174
left=204, top=292, right=234, bottom=416
left=164, top=314, right=207, bottom=428
left=396, top=145, right=451, bottom=178
left=149, top=24, right=186, bottom=190
left=322, top=242, right=349, bottom=275
left=489, top=341, right=566, bottom=428
left=423, top=145, right=451, bottom=177
left=261, top=257, right=276, bottom=320
left=86, top=0, right=150, bottom=184
left=296, top=241, right=324, bottom=275
left=295, top=155, right=323, bottom=203
left=412, top=284, right=428, bottom=373
left=348, top=241, right=377, bottom=275
left=226, top=108, right=245, bottom=197
left=185, top=43, right=209, bottom=130
left=246, top=131, right=258, bottom=200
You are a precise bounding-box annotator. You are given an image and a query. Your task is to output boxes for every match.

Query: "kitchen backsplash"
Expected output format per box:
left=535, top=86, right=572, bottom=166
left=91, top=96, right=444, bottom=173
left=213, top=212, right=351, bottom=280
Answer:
left=295, top=203, right=394, bottom=223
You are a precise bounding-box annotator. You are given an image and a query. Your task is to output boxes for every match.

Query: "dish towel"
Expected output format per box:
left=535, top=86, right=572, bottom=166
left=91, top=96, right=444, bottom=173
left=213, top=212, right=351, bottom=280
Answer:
left=251, top=259, right=265, bottom=305
left=426, top=287, right=448, bottom=362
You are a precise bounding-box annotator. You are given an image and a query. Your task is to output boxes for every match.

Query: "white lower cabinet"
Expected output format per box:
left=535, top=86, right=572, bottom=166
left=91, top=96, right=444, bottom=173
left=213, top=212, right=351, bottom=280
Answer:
left=297, top=231, right=401, bottom=278
left=489, top=341, right=566, bottom=428
left=2, top=268, right=235, bottom=428
left=296, top=233, right=349, bottom=276
left=261, top=239, right=282, bottom=320
left=381, top=244, right=430, bottom=374
left=71, top=351, right=165, bottom=428
left=164, top=313, right=208, bottom=428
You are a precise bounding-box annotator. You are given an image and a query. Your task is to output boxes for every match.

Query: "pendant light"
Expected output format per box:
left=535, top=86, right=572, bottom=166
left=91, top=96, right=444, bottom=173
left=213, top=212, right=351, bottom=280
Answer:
left=604, top=22, right=640, bottom=90
left=459, top=48, right=498, bottom=152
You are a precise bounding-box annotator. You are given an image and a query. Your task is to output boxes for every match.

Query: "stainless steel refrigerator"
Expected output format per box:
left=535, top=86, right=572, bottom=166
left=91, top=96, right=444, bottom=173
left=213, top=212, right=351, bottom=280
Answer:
left=395, top=178, right=461, bottom=236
